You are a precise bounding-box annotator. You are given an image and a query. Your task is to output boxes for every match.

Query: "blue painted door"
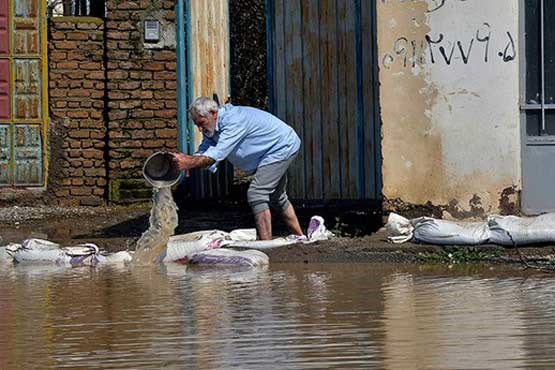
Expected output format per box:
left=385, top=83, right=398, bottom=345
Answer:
left=267, top=0, right=381, bottom=203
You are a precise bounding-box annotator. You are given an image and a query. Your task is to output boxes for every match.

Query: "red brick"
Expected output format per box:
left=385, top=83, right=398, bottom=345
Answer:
left=81, top=62, right=103, bottom=70
left=77, top=23, right=102, bottom=30
left=142, top=101, right=164, bottom=110
left=118, top=81, right=141, bottom=90
left=68, top=130, right=90, bottom=139
left=141, top=81, right=164, bottom=89
left=154, top=109, right=176, bottom=118
left=87, top=71, right=105, bottom=80
left=71, top=188, right=92, bottom=196
left=57, top=61, right=78, bottom=69
left=153, top=71, right=175, bottom=80
left=50, top=52, right=67, bottom=59
left=154, top=90, right=176, bottom=99
left=68, top=89, right=91, bottom=98
left=144, top=62, right=165, bottom=71
left=119, top=100, right=141, bottom=109
left=67, top=111, right=89, bottom=119
left=108, top=91, right=130, bottom=99
left=155, top=129, right=176, bottom=139
left=55, top=41, right=79, bottom=49
left=130, top=90, right=153, bottom=99
left=131, top=110, right=154, bottom=118
left=67, top=32, right=89, bottom=41
left=108, top=31, right=129, bottom=40
left=143, top=120, right=166, bottom=129
left=142, top=140, right=164, bottom=148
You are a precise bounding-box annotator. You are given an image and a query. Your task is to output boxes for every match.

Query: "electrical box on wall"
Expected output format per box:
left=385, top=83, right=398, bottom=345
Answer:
left=144, top=19, right=160, bottom=43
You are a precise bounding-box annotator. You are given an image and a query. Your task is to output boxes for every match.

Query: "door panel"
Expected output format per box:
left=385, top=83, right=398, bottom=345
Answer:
left=0, top=0, right=46, bottom=187
left=268, top=0, right=381, bottom=202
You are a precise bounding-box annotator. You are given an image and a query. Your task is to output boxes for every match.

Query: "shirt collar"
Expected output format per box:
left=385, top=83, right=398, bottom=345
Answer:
left=216, top=103, right=233, bottom=132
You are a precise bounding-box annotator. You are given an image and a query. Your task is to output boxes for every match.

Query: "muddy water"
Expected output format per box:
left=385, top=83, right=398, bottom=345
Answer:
left=132, top=187, right=178, bottom=265
left=2, top=263, right=555, bottom=369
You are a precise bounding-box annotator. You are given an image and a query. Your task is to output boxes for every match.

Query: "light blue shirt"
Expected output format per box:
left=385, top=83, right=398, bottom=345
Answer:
left=196, top=104, right=301, bottom=174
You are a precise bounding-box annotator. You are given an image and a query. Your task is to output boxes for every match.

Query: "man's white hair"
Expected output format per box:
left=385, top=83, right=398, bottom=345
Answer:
left=188, top=97, right=219, bottom=117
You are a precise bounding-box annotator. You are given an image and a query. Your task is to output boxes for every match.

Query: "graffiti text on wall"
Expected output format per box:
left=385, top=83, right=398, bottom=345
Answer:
left=381, top=23, right=516, bottom=69
left=381, top=0, right=469, bottom=13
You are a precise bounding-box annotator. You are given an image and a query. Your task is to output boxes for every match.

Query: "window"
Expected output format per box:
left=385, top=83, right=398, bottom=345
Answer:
left=46, top=0, right=105, bottom=18
left=523, top=0, right=555, bottom=137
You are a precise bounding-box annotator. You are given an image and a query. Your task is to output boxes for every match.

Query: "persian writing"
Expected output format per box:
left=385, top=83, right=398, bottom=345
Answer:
left=381, top=23, right=516, bottom=69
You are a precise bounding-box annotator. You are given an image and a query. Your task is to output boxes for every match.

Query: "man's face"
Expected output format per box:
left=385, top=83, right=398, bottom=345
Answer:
left=192, top=110, right=218, bottom=137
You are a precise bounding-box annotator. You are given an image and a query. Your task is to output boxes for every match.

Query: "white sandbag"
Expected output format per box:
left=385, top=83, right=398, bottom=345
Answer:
left=14, top=239, right=68, bottom=264
left=161, top=230, right=228, bottom=263
left=226, top=238, right=297, bottom=249
left=12, top=239, right=121, bottom=267
left=412, top=217, right=490, bottom=245
left=228, top=228, right=257, bottom=241
left=190, top=248, right=269, bottom=267
left=386, top=213, right=490, bottom=245
left=488, top=213, right=555, bottom=246
left=386, top=213, right=415, bottom=244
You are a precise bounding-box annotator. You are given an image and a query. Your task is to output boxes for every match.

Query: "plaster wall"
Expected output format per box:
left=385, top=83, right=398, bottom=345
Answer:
left=378, top=0, right=521, bottom=218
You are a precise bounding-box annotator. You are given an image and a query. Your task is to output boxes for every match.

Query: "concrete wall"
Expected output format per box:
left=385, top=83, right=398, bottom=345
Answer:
left=378, top=0, right=521, bottom=218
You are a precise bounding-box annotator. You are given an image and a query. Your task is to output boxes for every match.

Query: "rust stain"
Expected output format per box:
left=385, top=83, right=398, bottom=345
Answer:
left=384, top=185, right=522, bottom=220
left=498, top=186, right=520, bottom=216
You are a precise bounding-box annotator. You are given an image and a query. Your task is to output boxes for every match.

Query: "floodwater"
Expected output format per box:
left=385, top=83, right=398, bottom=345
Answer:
left=1, top=263, right=555, bottom=369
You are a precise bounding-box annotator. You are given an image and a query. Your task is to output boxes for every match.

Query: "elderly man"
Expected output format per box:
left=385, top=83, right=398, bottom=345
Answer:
left=173, top=96, right=304, bottom=240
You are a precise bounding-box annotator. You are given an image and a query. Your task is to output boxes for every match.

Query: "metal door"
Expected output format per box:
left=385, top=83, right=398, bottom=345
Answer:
left=521, top=0, right=555, bottom=213
left=0, top=0, right=47, bottom=187
left=267, top=0, right=381, bottom=204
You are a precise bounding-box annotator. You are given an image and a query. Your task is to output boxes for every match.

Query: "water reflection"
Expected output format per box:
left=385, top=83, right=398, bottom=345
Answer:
left=1, top=263, right=555, bottom=369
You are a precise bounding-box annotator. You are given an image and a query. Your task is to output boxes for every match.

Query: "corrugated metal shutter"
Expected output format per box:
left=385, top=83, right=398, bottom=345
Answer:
left=267, top=0, right=381, bottom=203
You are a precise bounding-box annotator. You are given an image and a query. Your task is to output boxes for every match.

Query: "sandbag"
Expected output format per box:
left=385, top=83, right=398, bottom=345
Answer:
left=413, top=217, right=490, bottom=245
left=10, top=238, right=128, bottom=267
left=386, top=213, right=415, bottom=243
left=386, top=213, right=490, bottom=245
left=189, top=248, right=269, bottom=267
left=160, top=230, right=229, bottom=263
left=488, top=213, right=555, bottom=246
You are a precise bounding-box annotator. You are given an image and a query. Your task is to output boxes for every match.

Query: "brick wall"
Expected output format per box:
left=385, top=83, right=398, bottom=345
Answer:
left=44, top=2, right=263, bottom=205
left=105, top=0, right=178, bottom=202
left=48, top=17, right=106, bottom=206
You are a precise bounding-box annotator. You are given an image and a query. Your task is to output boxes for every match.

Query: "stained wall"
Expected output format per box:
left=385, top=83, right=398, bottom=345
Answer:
left=377, top=0, right=521, bottom=218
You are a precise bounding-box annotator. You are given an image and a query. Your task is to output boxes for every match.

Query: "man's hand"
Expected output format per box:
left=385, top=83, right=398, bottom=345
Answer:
left=172, top=153, right=215, bottom=171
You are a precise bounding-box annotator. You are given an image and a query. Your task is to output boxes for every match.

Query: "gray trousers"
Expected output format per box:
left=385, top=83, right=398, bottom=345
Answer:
left=247, top=154, right=297, bottom=215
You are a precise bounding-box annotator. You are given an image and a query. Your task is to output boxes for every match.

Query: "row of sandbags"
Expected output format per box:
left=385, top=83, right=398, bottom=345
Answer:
left=387, top=212, right=555, bottom=246
left=0, top=236, right=272, bottom=268
left=0, top=216, right=333, bottom=268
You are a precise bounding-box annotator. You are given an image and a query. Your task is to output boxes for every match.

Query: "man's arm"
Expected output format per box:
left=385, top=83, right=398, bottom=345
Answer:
left=173, top=153, right=215, bottom=170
